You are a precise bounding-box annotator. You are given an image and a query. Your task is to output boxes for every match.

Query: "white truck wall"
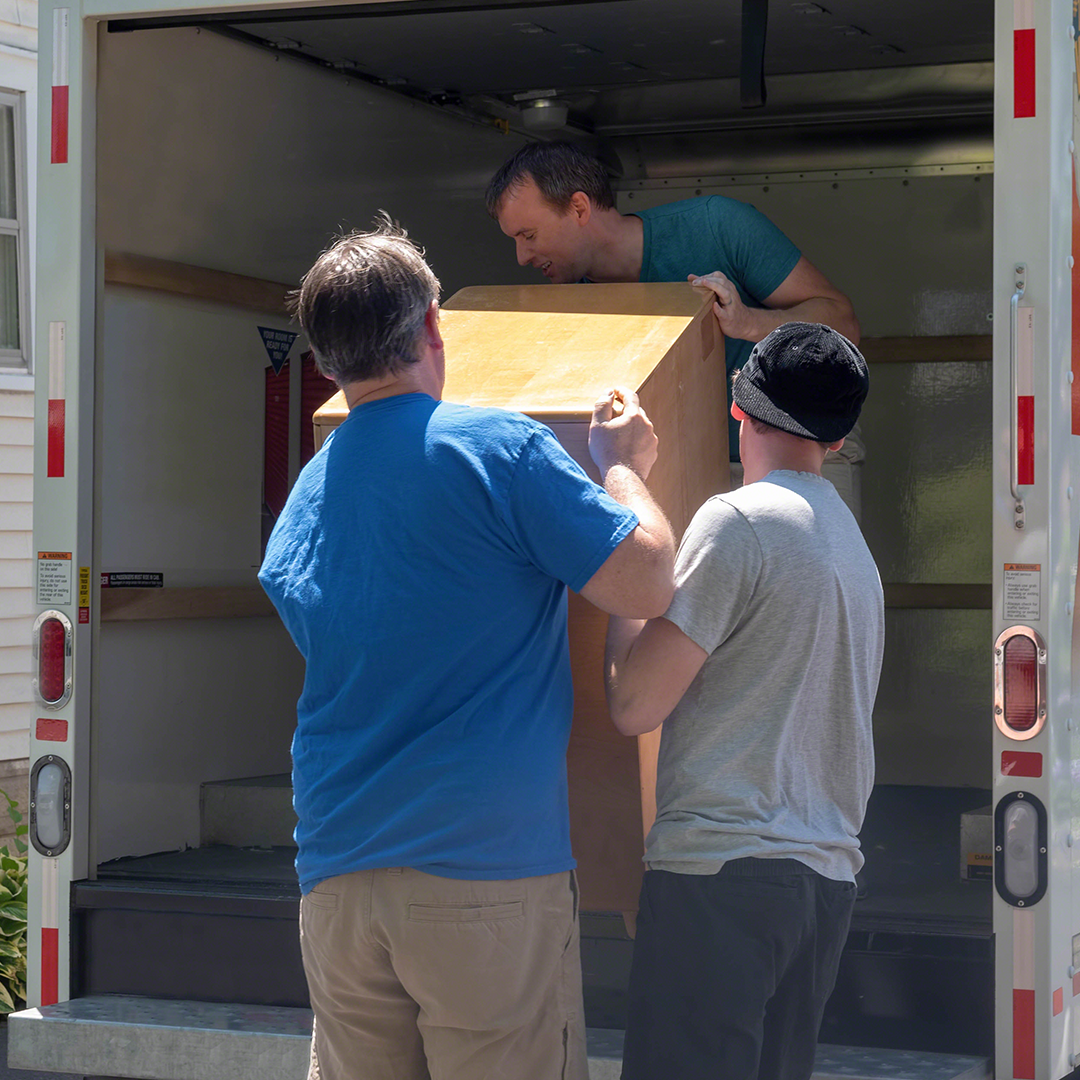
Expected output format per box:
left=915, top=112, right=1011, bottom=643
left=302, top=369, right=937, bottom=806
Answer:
left=95, top=286, right=309, bottom=861
left=97, top=25, right=535, bottom=294
left=92, top=24, right=994, bottom=863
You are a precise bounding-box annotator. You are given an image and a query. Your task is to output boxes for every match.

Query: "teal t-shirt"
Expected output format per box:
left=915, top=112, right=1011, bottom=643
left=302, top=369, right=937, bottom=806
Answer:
left=635, top=196, right=801, bottom=457
left=259, top=394, right=638, bottom=893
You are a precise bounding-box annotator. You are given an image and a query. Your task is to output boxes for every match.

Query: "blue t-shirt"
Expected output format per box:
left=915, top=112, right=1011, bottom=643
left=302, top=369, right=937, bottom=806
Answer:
left=259, top=393, right=638, bottom=893
left=635, top=196, right=801, bottom=456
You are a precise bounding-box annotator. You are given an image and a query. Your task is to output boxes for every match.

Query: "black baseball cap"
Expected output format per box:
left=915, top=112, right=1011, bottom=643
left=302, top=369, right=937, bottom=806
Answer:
left=732, top=323, right=869, bottom=442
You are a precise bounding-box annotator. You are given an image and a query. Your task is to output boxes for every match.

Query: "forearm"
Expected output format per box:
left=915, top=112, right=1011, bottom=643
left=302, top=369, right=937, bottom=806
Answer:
left=603, top=464, right=676, bottom=605
left=604, top=616, right=653, bottom=735
left=578, top=464, right=674, bottom=618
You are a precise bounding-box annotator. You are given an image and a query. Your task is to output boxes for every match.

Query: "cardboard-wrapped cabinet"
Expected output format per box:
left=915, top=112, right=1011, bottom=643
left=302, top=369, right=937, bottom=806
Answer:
left=313, top=282, right=729, bottom=916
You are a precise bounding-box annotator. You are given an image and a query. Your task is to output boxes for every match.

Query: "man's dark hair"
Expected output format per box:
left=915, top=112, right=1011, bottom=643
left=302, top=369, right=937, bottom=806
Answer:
left=485, top=141, right=616, bottom=217
left=745, top=413, right=834, bottom=451
left=291, top=214, right=441, bottom=386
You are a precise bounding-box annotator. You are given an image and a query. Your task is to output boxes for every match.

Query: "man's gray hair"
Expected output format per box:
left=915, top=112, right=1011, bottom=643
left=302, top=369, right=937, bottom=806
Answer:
left=291, top=214, right=441, bottom=386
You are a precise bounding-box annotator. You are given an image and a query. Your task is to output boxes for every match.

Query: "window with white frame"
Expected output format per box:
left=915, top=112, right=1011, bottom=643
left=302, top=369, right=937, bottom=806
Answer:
left=0, top=90, right=29, bottom=371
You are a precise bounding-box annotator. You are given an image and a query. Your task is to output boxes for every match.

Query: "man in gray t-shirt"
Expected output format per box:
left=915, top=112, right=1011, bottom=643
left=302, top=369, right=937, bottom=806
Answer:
left=605, top=323, right=884, bottom=1080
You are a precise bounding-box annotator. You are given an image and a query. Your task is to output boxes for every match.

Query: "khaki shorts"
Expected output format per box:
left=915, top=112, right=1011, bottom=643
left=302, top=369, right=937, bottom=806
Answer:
left=299, top=867, right=587, bottom=1080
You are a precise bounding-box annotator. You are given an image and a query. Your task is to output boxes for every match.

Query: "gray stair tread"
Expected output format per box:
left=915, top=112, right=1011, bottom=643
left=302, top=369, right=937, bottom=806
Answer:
left=813, top=1043, right=990, bottom=1079
left=10, top=998, right=990, bottom=1080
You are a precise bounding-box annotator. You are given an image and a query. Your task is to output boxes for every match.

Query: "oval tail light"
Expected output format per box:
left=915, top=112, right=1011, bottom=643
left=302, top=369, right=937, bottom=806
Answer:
left=33, top=610, right=73, bottom=709
left=994, top=625, right=1046, bottom=741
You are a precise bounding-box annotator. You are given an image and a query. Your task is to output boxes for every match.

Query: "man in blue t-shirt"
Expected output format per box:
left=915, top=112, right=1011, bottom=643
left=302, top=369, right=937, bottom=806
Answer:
left=259, top=217, right=676, bottom=1080
left=486, top=142, right=865, bottom=512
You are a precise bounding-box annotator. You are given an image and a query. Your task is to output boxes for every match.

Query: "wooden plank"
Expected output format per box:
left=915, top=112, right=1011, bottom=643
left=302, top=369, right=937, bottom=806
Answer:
left=883, top=583, right=992, bottom=609
left=104, top=253, right=293, bottom=316
left=100, top=586, right=277, bottom=622
left=859, top=335, right=991, bottom=364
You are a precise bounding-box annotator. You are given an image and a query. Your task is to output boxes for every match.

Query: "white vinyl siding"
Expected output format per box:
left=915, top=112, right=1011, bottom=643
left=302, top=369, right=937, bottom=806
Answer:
left=0, top=389, right=31, bottom=760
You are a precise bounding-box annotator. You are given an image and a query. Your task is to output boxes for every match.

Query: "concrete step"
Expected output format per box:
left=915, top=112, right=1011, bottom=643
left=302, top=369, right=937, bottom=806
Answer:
left=9, top=997, right=990, bottom=1080
left=200, top=773, right=296, bottom=848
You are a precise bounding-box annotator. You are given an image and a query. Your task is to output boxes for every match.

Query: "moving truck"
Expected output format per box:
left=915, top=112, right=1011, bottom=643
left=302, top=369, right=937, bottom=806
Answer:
left=6, top=0, right=1078, bottom=1075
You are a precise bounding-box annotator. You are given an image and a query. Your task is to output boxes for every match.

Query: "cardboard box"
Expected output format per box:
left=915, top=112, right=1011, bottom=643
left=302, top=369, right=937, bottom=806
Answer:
left=961, top=804, right=993, bottom=881
left=313, top=282, right=730, bottom=916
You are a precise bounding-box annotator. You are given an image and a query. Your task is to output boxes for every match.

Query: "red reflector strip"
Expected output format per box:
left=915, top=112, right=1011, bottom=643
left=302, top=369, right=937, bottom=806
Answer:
left=47, top=399, right=65, bottom=478
left=41, top=927, right=58, bottom=1007
left=1002, top=750, right=1042, bottom=777
left=47, top=323, right=66, bottom=479
left=50, top=9, right=69, bottom=165
left=1014, top=988, right=1036, bottom=1079
left=1014, top=29, right=1036, bottom=117
left=1054, top=986, right=1064, bottom=1016
left=35, top=718, right=68, bottom=743
left=1017, top=396, right=1035, bottom=486
left=50, top=86, right=68, bottom=165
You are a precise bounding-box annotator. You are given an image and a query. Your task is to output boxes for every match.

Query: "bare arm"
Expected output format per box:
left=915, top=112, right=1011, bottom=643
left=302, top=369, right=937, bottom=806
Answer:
left=689, top=255, right=860, bottom=345
left=578, top=388, right=676, bottom=619
left=605, top=615, right=709, bottom=736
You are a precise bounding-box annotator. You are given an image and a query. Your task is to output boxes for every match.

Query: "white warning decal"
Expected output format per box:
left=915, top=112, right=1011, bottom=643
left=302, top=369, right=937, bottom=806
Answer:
left=1004, top=563, right=1041, bottom=621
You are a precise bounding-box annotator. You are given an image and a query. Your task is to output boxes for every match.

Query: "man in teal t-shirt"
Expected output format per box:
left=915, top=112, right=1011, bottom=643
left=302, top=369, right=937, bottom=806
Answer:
left=486, top=142, right=863, bottom=485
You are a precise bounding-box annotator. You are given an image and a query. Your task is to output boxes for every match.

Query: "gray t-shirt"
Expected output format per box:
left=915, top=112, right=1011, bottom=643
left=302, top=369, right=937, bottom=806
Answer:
left=646, top=471, right=884, bottom=882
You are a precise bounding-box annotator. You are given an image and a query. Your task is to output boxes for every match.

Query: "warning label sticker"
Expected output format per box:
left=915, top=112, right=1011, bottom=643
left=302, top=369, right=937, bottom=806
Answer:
left=1004, top=563, right=1041, bottom=621
left=36, top=552, right=72, bottom=607
left=100, top=572, right=164, bottom=589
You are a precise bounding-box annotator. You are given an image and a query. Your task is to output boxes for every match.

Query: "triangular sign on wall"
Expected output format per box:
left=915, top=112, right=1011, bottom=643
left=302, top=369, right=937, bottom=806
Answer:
left=259, top=326, right=299, bottom=374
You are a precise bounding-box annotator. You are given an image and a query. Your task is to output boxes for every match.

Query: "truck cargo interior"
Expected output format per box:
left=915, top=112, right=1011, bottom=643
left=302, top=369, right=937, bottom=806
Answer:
left=82, top=0, right=994, bottom=1060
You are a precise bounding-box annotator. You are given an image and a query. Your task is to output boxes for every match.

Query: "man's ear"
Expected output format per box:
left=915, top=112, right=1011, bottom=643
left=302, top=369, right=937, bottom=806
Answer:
left=731, top=403, right=750, bottom=421
left=569, top=190, right=592, bottom=225
left=828, top=436, right=845, bottom=453
left=423, top=301, right=443, bottom=351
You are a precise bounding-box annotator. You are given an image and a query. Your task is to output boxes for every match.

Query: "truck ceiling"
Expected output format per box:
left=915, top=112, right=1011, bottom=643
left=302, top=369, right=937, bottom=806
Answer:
left=106, top=0, right=993, bottom=154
